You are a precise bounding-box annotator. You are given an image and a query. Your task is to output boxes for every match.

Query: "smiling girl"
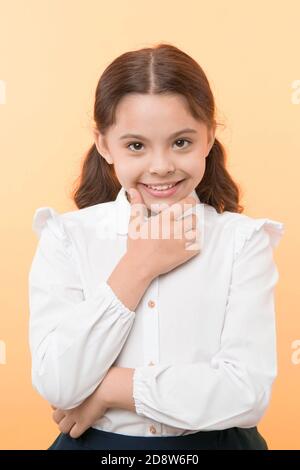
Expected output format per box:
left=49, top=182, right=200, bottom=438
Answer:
left=29, top=43, right=284, bottom=450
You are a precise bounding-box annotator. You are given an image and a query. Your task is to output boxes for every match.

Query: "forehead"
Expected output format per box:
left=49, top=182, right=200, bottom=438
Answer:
left=108, top=93, right=207, bottom=137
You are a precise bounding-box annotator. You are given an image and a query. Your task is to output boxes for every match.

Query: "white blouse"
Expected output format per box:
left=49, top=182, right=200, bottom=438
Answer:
left=28, top=186, right=284, bottom=437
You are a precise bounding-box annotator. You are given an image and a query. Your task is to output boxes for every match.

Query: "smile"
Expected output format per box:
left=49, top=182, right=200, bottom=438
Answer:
left=138, top=179, right=185, bottom=197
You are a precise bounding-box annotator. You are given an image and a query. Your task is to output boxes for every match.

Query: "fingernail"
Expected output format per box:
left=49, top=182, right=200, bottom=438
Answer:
left=128, top=189, right=134, bottom=201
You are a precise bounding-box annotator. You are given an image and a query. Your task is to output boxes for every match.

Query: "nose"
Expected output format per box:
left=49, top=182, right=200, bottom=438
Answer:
left=148, top=154, right=176, bottom=175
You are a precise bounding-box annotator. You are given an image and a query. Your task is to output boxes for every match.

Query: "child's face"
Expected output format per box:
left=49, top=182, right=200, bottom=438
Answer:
left=94, top=93, right=215, bottom=215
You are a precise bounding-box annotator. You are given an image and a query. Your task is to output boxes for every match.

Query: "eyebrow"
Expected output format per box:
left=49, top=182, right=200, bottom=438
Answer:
left=119, top=128, right=198, bottom=141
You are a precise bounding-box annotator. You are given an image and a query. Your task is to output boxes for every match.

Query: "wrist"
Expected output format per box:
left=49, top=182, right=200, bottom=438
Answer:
left=99, top=367, right=117, bottom=408
left=100, top=366, right=136, bottom=412
left=123, top=252, right=155, bottom=283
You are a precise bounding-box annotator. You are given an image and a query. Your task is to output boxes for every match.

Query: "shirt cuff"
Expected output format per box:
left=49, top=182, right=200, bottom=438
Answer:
left=132, top=364, right=171, bottom=416
left=132, top=367, right=146, bottom=415
left=99, top=281, right=136, bottom=317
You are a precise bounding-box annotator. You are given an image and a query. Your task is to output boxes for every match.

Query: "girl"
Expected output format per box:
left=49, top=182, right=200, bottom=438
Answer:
left=28, top=43, right=284, bottom=450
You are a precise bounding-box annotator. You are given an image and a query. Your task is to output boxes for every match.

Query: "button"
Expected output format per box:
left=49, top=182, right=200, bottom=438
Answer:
left=148, top=361, right=155, bottom=366
left=149, top=425, right=157, bottom=434
left=148, top=300, right=155, bottom=308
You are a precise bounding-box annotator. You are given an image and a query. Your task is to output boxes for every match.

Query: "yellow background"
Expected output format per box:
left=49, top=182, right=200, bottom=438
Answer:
left=0, top=0, right=298, bottom=450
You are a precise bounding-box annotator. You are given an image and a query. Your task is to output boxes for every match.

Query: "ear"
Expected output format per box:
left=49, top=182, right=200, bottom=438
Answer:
left=93, top=128, right=113, bottom=165
left=205, top=123, right=216, bottom=157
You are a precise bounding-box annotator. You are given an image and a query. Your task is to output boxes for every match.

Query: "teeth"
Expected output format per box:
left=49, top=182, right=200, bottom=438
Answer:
left=147, top=183, right=177, bottom=190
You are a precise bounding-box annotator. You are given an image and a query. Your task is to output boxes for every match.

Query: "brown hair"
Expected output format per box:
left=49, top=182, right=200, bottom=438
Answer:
left=71, top=43, right=244, bottom=213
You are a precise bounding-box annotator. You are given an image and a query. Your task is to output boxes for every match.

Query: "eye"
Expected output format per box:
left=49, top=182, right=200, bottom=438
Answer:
left=174, top=139, right=192, bottom=149
left=126, top=138, right=192, bottom=152
left=127, top=142, right=144, bottom=152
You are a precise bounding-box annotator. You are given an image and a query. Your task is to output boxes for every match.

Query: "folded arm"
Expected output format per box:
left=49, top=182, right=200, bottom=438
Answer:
left=29, top=210, right=137, bottom=410
left=128, top=223, right=283, bottom=430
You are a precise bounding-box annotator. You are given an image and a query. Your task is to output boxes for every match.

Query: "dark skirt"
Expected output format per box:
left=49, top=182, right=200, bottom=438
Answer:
left=48, top=426, right=268, bottom=450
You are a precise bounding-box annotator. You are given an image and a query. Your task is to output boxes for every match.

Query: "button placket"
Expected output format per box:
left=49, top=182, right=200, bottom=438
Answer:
left=149, top=425, right=157, bottom=434
left=148, top=299, right=155, bottom=308
left=142, top=278, right=160, bottom=370
left=141, top=277, right=162, bottom=436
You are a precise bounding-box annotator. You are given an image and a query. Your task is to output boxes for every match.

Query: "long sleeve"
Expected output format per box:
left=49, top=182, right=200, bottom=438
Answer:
left=132, top=218, right=284, bottom=431
left=28, top=207, right=136, bottom=410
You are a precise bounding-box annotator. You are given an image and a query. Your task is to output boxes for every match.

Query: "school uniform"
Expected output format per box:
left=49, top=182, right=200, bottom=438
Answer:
left=28, top=186, right=284, bottom=450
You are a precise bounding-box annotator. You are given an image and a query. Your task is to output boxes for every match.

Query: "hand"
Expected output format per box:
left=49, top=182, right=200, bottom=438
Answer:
left=127, top=187, right=201, bottom=279
left=51, top=382, right=109, bottom=439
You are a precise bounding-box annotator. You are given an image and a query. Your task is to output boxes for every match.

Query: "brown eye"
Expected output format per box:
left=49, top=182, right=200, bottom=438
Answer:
left=174, top=139, right=191, bottom=149
left=127, top=138, right=192, bottom=152
left=127, top=142, right=144, bottom=152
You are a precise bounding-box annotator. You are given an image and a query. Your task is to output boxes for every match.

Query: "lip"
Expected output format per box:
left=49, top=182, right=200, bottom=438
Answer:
left=138, top=179, right=185, bottom=198
left=140, top=180, right=183, bottom=186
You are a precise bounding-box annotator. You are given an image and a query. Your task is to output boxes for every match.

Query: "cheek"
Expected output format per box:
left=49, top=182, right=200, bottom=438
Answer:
left=114, top=158, right=141, bottom=179
left=113, top=161, right=133, bottom=182
left=186, top=155, right=206, bottom=176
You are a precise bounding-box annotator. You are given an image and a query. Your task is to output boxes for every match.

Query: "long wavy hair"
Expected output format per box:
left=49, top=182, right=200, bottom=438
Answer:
left=71, top=43, right=244, bottom=213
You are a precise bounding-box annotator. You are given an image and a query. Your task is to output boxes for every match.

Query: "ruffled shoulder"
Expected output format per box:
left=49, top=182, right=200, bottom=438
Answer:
left=234, top=217, right=285, bottom=260
left=32, top=207, right=62, bottom=238
left=32, top=207, right=72, bottom=256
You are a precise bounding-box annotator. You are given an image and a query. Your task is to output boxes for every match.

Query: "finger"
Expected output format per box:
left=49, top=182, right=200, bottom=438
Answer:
left=185, top=240, right=201, bottom=252
left=172, top=214, right=198, bottom=241
left=52, top=409, right=66, bottom=424
left=128, top=187, right=148, bottom=222
left=184, top=228, right=197, bottom=242
left=127, top=188, right=148, bottom=236
left=184, top=229, right=201, bottom=251
left=179, top=213, right=198, bottom=232
left=69, top=422, right=88, bottom=439
left=50, top=405, right=57, bottom=410
left=167, top=196, right=198, bottom=220
left=58, top=416, right=75, bottom=434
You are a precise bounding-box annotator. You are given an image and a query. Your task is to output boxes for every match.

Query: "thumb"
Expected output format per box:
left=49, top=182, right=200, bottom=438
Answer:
left=128, top=187, right=142, bottom=203
left=127, top=187, right=148, bottom=223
